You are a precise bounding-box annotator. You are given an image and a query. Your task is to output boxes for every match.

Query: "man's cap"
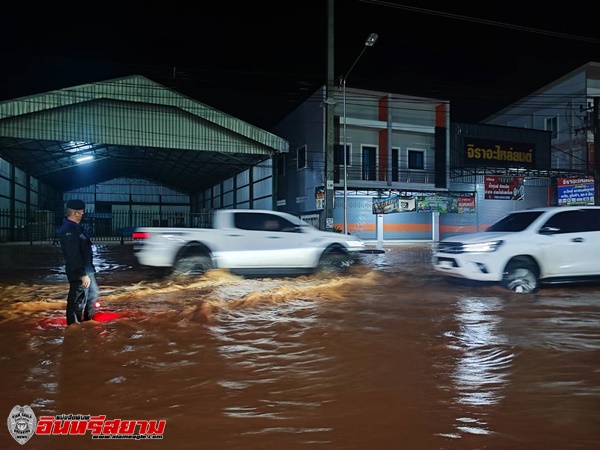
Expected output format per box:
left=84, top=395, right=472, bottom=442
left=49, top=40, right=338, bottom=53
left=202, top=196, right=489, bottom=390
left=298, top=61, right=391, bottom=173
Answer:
left=66, top=199, right=85, bottom=210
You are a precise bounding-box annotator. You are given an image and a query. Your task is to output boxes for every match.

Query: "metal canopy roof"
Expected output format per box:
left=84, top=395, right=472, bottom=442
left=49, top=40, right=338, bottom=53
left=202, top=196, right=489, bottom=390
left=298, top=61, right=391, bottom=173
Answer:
left=0, top=75, right=289, bottom=194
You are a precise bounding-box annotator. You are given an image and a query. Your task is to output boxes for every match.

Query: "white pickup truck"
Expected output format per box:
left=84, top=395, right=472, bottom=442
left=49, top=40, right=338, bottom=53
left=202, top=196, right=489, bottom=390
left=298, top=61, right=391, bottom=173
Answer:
left=132, top=209, right=366, bottom=276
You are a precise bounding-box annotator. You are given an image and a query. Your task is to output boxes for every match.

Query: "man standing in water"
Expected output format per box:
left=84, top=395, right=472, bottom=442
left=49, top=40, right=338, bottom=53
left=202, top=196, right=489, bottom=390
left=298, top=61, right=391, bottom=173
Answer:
left=59, top=199, right=98, bottom=325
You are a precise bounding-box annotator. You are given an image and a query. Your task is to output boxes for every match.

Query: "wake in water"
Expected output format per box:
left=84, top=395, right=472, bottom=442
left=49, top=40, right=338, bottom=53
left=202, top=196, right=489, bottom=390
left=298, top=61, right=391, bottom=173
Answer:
left=0, top=265, right=384, bottom=328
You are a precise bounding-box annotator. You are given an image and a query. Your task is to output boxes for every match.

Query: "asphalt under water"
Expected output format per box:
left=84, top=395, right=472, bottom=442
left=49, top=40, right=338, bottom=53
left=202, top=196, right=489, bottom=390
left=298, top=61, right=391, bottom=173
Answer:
left=1, top=242, right=599, bottom=450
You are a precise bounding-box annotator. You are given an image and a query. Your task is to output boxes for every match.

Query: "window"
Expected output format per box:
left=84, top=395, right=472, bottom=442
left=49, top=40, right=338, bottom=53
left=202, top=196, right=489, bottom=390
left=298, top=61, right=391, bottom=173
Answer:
left=234, top=212, right=297, bottom=232
left=408, top=150, right=424, bottom=170
left=297, top=145, right=307, bottom=170
left=545, top=116, right=558, bottom=140
left=234, top=212, right=266, bottom=231
left=277, top=154, right=285, bottom=176
left=392, top=148, right=399, bottom=182
left=541, top=210, right=588, bottom=233
left=362, top=146, right=377, bottom=181
left=584, top=209, right=600, bottom=231
left=487, top=211, right=544, bottom=232
left=334, top=144, right=351, bottom=166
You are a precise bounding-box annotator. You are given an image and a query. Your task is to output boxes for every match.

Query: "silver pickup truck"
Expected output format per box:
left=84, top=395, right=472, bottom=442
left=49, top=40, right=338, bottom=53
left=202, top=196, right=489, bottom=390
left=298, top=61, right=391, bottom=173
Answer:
left=132, top=209, right=365, bottom=276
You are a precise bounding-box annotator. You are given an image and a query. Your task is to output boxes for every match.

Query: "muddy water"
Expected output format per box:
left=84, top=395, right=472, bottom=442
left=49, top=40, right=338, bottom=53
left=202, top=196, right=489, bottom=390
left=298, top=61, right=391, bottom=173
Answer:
left=0, top=243, right=599, bottom=450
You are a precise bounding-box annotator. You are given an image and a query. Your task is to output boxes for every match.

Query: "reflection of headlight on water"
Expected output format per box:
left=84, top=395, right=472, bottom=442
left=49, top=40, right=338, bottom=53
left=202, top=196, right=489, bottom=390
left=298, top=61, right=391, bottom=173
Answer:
left=451, top=296, right=512, bottom=407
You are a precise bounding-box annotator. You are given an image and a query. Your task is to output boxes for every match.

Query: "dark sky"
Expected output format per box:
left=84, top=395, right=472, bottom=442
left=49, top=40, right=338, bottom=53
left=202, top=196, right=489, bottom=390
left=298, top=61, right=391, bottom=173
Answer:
left=2, top=1, right=600, bottom=130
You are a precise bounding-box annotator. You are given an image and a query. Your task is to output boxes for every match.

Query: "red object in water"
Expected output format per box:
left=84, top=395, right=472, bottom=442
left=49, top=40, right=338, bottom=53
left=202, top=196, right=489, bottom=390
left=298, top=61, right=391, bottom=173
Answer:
left=93, top=311, right=120, bottom=322
left=33, top=307, right=121, bottom=329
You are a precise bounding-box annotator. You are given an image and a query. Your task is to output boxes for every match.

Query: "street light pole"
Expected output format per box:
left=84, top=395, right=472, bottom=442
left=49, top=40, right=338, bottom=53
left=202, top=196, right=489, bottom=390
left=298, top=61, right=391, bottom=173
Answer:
left=341, top=33, right=378, bottom=234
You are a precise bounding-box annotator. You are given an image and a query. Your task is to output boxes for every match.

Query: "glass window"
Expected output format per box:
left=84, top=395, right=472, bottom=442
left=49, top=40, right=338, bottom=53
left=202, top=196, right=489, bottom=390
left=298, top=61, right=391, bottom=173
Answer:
left=392, top=148, right=399, bottom=182
left=297, top=145, right=307, bottom=170
left=234, top=212, right=296, bottom=232
left=486, top=211, right=545, bottom=232
left=234, top=212, right=265, bottom=231
left=545, top=116, right=558, bottom=139
left=362, top=146, right=377, bottom=181
left=584, top=209, right=600, bottom=231
left=408, top=150, right=424, bottom=170
left=334, top=144, right=351, bottom=166
left=541, top=210, right=588, bottom=233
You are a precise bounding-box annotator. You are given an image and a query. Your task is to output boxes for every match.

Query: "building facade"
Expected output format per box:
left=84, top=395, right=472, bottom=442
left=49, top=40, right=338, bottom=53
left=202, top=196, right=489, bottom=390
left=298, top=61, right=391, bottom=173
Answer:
left=272, top=86, right=451, bottom=240
left=2, top=64, right=598, bottom=243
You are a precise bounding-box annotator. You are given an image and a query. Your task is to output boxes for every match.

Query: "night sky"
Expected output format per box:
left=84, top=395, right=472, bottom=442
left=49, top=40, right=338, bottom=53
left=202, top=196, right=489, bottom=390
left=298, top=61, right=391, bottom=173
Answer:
left=2, top=1, right=599, bottom=130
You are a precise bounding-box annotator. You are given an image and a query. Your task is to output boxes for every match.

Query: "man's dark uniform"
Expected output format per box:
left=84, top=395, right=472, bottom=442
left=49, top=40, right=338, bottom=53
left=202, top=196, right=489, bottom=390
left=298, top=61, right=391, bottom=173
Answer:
left=59, top=212, right=98, bottom=325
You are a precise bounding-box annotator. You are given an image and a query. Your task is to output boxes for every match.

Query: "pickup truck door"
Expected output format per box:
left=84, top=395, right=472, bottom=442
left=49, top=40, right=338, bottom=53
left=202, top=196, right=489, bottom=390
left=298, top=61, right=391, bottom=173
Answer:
left=218, top=213, right=313, bottom=268
left=538, top=209, right=600, bottom=277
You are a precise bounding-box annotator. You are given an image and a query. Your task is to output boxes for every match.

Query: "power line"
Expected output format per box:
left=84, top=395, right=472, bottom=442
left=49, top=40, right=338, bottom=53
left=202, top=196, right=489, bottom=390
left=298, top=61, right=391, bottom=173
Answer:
left=359, top=1, right=600, bottom=44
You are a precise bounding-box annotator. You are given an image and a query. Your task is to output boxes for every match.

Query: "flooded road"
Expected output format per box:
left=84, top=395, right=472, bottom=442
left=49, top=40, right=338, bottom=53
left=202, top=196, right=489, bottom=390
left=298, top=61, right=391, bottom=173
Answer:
left=1, top=242, right=599, bottom=450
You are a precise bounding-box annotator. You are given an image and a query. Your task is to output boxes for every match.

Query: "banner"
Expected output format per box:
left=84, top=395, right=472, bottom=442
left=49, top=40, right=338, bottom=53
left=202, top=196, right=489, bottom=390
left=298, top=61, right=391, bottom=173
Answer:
left=315, top=186, right=325, bottom=210
left=484, top=176, right=524, bottom=200
left=373, top=194, right=475, bottom=214
left=417, top=194, right=475, bottom=213
left=557, top=177, right=595, bottom=206
left=372, top=196, right=415, bottom=214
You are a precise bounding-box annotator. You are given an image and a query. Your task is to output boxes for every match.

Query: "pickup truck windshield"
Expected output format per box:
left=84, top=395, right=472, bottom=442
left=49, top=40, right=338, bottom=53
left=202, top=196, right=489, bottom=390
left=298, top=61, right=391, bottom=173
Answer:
left=486, top=211, right=545, bottom=232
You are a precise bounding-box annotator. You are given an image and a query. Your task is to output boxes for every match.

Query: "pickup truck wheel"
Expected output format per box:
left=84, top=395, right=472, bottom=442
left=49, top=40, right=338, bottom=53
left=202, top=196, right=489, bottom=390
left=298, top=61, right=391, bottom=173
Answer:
left=502, top=259, right=538, bottom=293
left=318, top=248, right=353, bottom=274
left=173, top=255, right=213, bottom=277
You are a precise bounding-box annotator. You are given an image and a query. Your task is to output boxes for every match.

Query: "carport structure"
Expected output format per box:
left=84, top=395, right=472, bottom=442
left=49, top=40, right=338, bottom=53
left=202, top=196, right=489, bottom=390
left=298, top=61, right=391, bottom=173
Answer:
left=0, top=75, right=289, bottom=195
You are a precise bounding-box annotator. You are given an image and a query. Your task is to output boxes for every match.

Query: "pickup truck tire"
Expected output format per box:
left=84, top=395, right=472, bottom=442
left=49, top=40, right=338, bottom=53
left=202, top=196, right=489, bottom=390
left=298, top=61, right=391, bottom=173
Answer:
left=318, top=247, right=353, bottom=274
left=172, top=255, right=213, bottom=277
left=502, top=258, right=539, bottom=293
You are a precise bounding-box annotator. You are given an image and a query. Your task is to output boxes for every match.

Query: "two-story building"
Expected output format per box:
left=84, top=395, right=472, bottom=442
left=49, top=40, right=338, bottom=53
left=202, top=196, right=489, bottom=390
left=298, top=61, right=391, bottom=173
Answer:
left=272, top=85, right=451, bottom=240
left=482, top=62, right=600, bottom=173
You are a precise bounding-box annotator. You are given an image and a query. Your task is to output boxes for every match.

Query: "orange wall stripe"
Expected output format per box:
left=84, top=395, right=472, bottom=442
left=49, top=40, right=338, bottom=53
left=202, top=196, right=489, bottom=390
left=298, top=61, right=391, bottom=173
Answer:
left=335, top=223, right=489, bottom=234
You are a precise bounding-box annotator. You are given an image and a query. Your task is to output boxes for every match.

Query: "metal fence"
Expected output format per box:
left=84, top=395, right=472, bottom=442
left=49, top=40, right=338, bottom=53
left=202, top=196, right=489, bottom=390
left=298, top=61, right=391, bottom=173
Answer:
left=0, top=209, right=215, bottom=243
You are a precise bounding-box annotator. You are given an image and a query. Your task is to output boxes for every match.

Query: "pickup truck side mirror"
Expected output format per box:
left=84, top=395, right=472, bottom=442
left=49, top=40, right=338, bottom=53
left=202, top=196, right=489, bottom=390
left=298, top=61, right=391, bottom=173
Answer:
left=539, top=226, right=560, bottom=235
left=281, top=225, right=302, bottom=233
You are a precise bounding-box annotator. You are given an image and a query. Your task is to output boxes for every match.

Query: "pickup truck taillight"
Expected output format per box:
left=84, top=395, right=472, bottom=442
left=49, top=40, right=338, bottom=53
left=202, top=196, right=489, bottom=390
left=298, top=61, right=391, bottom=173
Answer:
left=132, top=231, right=150, bottom=240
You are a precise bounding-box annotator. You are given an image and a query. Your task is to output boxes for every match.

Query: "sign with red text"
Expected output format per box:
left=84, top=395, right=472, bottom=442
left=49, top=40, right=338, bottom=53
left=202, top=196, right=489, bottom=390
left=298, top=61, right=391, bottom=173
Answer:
left=416, top=194, right=476, bottom=213
left=7, top=405, right=166, bottom=444
left=484, top=176, right=524, bottom=200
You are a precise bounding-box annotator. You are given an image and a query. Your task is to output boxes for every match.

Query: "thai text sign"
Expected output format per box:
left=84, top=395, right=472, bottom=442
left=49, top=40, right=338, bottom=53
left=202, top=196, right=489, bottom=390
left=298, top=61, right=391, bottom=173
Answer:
left=465, top=138, right=535, bottom=168
left=315, top=186, right=325, bottom=210
left=417, top=194, right=475, bottom=213
left=373, top=194, right=476, bottom=214
left=557, top=177, right=595, bottom=206
left=372, top=196, right=415, bottom=214
left=484, top=176, right=524, bottom=200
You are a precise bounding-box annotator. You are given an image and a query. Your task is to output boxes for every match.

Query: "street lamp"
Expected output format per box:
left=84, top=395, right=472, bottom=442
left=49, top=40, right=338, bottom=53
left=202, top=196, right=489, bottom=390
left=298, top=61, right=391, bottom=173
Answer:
left=341, top=32, right=378, bottom=234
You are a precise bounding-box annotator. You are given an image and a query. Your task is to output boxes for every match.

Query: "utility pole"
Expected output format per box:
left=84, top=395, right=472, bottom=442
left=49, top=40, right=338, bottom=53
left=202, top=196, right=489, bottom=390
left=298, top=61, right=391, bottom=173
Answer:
left=324, top=0, right=335, bottom=230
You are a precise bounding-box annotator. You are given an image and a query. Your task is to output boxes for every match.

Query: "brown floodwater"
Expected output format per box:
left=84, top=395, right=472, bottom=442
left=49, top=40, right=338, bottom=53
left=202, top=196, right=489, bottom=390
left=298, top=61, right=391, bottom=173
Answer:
left=0, top=242, right=599, bottom=450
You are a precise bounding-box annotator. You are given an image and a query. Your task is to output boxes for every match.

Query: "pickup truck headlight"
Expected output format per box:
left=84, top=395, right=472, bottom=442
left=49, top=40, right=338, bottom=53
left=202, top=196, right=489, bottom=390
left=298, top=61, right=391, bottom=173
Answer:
left=463, top=240, right=503, bottom=253
left=346, top=240, right=365, bottom=248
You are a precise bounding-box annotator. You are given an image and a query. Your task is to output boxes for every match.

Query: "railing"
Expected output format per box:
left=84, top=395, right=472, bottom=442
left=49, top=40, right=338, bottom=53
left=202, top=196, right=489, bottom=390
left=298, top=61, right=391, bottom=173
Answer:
left=0, top=209, right=215, bottom=243
left=334, top=166, right=436, bottom=184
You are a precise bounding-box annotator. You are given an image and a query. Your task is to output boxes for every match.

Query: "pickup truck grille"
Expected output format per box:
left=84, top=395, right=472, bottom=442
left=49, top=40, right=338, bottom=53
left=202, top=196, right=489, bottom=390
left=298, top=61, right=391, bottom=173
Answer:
left=436, top=242, right=465, bottom=254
